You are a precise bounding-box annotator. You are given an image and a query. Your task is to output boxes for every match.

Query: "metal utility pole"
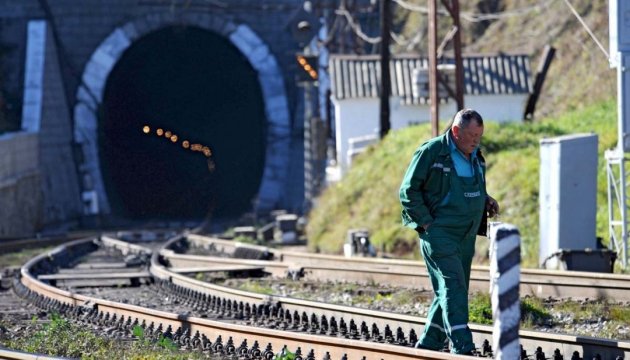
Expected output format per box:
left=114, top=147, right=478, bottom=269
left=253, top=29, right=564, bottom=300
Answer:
left=428, top=0, right=464, bottom=136
left=379, top=0, right=391, bottom=138
left=607, top=0, right=630, bottom=268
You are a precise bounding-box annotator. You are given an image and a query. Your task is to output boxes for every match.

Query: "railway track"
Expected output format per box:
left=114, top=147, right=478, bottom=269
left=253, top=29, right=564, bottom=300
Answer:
left=156, top=234, right=630, bottom=359
left=6, top=233, right=630, bottom=359
left=174, top=234, right=630, bottom=302
left=11, top=235, right=464, bottom=359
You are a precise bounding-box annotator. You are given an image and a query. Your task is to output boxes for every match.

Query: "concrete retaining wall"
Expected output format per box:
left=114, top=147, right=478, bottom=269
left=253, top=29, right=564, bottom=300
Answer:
left=0, top=132, right=42, bottom=237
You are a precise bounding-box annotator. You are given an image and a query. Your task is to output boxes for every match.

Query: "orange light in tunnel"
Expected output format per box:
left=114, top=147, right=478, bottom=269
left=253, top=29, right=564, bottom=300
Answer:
left=148, top=124, right=212, bottom=160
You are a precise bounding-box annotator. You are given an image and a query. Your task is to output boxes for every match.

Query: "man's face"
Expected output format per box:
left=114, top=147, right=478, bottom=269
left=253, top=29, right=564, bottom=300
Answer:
left=453, top=122, right=483, bottom=155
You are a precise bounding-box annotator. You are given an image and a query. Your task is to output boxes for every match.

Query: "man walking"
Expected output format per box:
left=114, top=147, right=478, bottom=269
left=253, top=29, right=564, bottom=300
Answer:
left=399, top=108, right=499, bottom=355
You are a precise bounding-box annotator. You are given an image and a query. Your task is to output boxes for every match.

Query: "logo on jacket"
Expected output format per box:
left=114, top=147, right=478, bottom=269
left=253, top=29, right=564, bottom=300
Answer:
left=463, top=191, right=481, bottom=198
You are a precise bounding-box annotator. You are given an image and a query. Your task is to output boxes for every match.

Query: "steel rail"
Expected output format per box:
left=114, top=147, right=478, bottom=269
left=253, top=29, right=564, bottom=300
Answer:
left=17, top=236, right=469, bottom=360
left=0, top=347, right=69, bottom=360
left=0, top=231, right=95, bottom=254
left=183, top=234, right=630, bottom=301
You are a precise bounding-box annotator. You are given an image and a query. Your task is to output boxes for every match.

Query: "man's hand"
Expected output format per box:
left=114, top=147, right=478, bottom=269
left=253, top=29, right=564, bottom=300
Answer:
left=415, top=223, right=432, bottom=234
left=486, top=195, right=500, bottom=218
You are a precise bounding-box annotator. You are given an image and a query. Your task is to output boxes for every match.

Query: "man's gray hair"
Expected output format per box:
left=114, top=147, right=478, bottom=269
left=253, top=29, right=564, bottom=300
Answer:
left=452, top=109, right=483, bottom=129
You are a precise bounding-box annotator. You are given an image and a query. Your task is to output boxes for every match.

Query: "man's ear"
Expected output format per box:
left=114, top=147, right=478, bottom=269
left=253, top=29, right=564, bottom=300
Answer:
left=451, top=125, right=460, bottom=138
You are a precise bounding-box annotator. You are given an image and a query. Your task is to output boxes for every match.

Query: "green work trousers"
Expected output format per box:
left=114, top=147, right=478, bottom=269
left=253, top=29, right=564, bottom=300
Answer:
left=417, top=175, right=485, bottom=354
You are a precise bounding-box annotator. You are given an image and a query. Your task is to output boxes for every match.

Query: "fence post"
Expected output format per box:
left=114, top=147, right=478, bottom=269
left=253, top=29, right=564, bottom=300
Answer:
left=489, top=222, right=521, bottom=359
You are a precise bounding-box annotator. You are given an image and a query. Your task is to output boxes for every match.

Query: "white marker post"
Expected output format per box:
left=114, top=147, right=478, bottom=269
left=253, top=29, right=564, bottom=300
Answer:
left=489, top=222, right=521, bottom=359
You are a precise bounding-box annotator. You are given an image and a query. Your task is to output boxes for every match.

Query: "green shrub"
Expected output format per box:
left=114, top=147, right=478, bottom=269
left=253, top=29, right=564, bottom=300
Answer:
left=2, top=313, right=206, bottom=360
left=307, top=100, right=617, bottom=268
left=469, top=292, right=493, bottom=325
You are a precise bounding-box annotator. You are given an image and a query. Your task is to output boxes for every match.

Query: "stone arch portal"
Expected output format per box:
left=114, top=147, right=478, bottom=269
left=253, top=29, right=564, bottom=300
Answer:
left=74, top=13, right=290, bottom=220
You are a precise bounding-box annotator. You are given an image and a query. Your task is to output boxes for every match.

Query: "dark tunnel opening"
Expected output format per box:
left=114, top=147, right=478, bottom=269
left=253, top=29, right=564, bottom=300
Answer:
left=100, top=26, right=266, bottom=221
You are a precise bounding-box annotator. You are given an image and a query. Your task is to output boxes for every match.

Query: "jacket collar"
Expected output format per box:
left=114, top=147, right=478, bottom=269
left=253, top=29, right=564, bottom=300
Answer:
left=438, top=130, right=453, bottom=156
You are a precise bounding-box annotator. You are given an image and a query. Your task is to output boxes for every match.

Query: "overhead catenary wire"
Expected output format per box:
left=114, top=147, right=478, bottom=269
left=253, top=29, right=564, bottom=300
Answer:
left=391, top=0, right=551, bottom=23
left=560, top=0, right=609, bottom=59
left=391, top=30, right=424, bottom=50
left=436, top=26, right=458, bottom=58
left=335, top=7, right=381, bottom=44
left=335, top=7, right=425, bottom=47
left=330, top=0, right=557, bottom=46
left=460, top=2, right=549, bottom=22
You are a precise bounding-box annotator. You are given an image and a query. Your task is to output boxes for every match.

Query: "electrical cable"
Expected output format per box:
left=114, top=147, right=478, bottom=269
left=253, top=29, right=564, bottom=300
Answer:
left=335, top=7, right=422, bottom=46
left=391, top=30, right=423, bottom=49
left=391, top=0, right=550, bottom=23
left=335, top=8, right=381, bottom=44
left=560, top=0, right=609, bottom=59
left=436, top=26, right=458, bottom=58
left=460, top=2, right=549, bottom=22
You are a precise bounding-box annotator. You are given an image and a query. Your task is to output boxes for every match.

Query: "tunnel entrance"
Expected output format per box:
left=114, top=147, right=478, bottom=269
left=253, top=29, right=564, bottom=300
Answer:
left=100, top=26, right=266, bottom=221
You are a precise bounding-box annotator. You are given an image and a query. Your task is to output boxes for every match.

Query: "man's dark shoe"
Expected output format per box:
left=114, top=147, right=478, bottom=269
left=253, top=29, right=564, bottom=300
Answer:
left=414, top=342, right=440, bottom=351
left=461, top=349, right=480, bottom=357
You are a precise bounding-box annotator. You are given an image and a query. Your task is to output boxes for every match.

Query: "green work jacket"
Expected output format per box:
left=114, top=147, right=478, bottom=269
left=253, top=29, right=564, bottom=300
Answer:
left=399, top=131, right=489, bottom=236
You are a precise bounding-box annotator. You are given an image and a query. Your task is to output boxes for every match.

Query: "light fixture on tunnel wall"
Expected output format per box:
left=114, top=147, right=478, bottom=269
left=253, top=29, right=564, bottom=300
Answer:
left=286, top=0, right=319, bottom=47
left=141, top=125, right=214, bottom=160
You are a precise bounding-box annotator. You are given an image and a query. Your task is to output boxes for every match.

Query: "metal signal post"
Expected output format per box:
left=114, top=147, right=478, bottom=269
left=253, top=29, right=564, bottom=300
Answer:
left=607, top=0, right=630, bottom=268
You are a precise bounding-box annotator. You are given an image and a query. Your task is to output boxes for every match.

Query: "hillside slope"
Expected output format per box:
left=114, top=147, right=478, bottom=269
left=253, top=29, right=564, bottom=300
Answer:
left=306, top=100, right=616, bottom=268
left=394, top=0, right=614, bottom=119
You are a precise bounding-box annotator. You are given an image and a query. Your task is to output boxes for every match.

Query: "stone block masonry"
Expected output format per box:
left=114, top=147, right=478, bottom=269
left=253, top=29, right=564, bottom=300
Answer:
left=0, top=0, right=311, bottom=226
left=0, top=132, right=42, bottom=237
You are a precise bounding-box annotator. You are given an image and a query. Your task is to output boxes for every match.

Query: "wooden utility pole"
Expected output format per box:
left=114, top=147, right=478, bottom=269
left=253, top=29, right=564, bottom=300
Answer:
left=379, top=0, right=391, bottom=138
left=523, top=45, right=556, bottom=121
left=449, top=0, right=465, bottom=110
left=428, top=0, right=439, bottom=137
left=428, top=0, right=464, bottom=136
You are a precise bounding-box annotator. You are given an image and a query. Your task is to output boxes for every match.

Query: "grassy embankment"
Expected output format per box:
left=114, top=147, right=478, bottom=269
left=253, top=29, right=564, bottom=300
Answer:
left=0, top=313, right=207, bottom=360
left=306, top=100, right=617, bottom=269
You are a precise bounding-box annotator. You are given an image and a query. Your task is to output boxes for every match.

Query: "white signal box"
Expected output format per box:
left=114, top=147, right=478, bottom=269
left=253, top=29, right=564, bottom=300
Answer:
left=539, top=133, right=598, bottom=269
